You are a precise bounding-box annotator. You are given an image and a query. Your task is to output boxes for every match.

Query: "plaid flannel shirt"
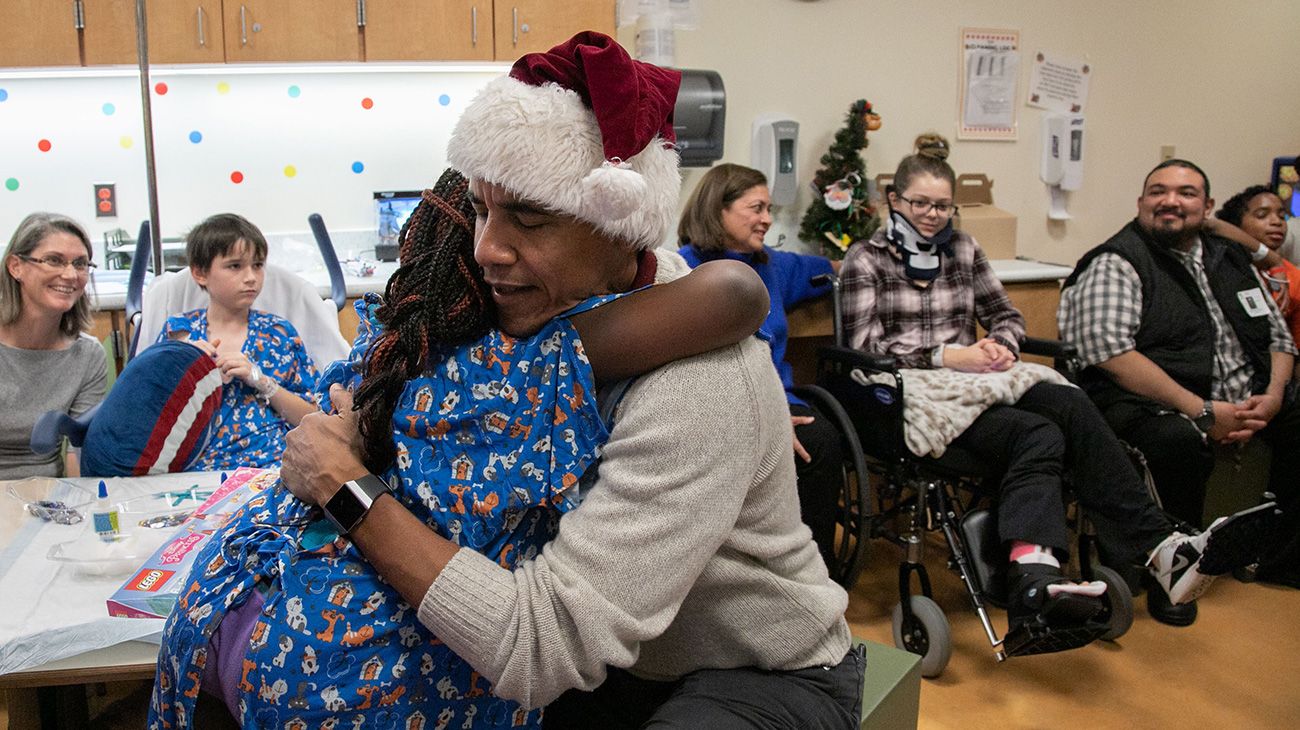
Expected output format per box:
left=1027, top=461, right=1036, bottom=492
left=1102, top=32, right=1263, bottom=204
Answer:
left=840, top=229, right=1026, bottom=368
left=1057, top=239, right=1296, bottom=403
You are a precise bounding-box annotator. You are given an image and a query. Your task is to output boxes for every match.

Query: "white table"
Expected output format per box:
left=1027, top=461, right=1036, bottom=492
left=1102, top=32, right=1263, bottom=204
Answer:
left=0, top=473, right=224, bottom=727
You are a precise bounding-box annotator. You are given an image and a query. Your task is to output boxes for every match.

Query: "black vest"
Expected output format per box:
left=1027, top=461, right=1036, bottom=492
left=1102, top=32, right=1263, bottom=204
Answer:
left=1062, top=220, right=1274, bottom=409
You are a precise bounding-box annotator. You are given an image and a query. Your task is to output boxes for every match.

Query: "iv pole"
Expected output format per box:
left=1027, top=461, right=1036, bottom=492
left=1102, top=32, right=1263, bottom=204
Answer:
left=134, top=0, right=163, bottom=275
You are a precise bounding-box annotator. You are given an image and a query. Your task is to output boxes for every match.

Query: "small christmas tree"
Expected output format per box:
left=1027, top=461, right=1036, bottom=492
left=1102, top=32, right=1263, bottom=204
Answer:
left=799, top=99, right=882, bottom=259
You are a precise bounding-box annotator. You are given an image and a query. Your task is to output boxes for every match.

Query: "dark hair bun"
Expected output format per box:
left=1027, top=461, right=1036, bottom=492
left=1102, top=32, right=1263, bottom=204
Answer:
left=914, top=133, right=950, bottom=161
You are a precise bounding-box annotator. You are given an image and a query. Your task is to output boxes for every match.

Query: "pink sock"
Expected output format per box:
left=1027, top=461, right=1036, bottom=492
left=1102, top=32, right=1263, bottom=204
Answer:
left=1010, top=540, right=1061, bottom=568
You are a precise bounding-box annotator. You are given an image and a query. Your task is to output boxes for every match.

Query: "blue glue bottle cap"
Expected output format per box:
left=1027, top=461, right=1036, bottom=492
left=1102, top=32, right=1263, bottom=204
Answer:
left=98, top=480, right=108, bottom=499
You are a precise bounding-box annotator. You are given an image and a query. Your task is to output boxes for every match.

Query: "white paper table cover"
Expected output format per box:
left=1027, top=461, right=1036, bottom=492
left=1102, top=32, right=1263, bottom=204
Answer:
left=0, top=472, right=222, bottom=675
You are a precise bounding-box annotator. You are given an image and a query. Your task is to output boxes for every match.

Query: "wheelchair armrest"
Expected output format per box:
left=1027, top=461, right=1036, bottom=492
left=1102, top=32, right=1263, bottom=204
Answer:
left=817, top=345, right=899, bottom=373
left=1020, top=337, right=1077, bottom=360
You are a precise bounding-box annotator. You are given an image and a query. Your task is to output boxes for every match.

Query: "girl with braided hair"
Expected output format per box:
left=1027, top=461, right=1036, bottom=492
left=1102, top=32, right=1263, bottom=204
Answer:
left=151, top=168, right=769, bottom=729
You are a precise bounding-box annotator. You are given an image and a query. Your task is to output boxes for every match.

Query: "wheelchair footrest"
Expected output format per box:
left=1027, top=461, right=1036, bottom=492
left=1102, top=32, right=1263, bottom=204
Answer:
left=1002, top=617, right=1110, bottom=657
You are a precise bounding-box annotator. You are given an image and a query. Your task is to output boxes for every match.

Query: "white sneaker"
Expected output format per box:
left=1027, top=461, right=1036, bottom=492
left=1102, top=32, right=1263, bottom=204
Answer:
left=1148, top=501, right=1281, bottom=605
left=1147, top=531, right=1215, bottom=605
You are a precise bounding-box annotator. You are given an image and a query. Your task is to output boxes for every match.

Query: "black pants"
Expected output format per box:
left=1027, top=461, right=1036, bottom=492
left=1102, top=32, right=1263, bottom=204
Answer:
left=951, top=383, right=1171, bottom=564
left=791, top=402, right=845, bottom=566
left=1103, top=392, right=1300, bottom=572
left=542, top=646, right=865, bottom=730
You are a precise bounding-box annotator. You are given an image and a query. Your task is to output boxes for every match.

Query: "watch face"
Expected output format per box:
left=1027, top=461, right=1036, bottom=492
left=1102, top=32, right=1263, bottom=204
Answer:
left=326, top=487, right=367, bottom=533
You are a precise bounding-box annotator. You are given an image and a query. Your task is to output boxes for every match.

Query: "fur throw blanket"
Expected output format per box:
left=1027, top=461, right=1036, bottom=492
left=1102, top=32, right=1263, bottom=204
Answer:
left=854, top=362, right=1071, bottom=457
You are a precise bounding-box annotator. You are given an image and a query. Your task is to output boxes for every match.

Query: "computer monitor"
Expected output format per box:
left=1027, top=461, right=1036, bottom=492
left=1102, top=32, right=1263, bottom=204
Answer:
left=374, top=190, right=423, bottom=260
left=1270, top=156, right=1298, bottom=217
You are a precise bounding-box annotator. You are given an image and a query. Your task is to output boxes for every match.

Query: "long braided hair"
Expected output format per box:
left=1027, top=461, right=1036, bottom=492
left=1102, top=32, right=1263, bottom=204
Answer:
left=353, top=168, right=495, bottom=473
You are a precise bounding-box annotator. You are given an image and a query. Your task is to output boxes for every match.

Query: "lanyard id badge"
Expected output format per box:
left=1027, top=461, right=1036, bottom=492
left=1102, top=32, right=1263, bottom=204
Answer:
left=1237, top=288, right=1271, bottom=318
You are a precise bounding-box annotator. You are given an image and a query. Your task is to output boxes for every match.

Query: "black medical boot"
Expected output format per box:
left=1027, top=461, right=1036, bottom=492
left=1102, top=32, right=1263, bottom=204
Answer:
left=1003, top=562, right=1109, bottom=657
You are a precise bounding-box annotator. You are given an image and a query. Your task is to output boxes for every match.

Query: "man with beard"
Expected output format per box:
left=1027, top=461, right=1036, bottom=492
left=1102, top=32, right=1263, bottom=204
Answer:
left=1058, top=159, right=1300, bottom=593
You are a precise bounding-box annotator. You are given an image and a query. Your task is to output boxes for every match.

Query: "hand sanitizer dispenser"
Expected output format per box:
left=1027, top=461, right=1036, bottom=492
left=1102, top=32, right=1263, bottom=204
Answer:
left=752, top=115, right=799, bottom=207
left=1041, top=113, right=1085, bottom=219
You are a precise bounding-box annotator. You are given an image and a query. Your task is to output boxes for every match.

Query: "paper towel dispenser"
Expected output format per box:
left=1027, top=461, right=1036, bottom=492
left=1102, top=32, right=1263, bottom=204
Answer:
left=673, top=69, right=725, bottom=167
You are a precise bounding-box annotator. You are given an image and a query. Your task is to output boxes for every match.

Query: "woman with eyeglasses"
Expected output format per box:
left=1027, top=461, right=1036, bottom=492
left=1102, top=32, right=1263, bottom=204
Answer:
left=0, top=213, right=107, bottom=479
left=839, top=134, right=1263, bottom=641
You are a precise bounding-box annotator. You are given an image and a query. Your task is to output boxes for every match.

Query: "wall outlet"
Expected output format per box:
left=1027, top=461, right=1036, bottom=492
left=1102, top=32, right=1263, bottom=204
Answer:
left=1159, top=145, right=1176, bottom=162
left=94, top=183, right=117, bottom=218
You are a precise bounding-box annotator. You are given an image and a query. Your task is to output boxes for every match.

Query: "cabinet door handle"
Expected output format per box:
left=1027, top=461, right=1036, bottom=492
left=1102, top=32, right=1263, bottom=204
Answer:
left=240, top=5, right=248, bottom=46
left=471, top=6, right=478, bottom=46
left=73, top=0, right=85, bottom=30
left=196, top=6, right=206, bottom=47
left=512, top=7, right=519, bottom=46
left=356, top=0, right=366, bottom=28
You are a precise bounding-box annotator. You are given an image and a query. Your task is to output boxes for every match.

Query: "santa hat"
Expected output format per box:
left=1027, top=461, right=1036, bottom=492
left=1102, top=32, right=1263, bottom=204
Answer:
left=447, top=31, right=682, bottom=250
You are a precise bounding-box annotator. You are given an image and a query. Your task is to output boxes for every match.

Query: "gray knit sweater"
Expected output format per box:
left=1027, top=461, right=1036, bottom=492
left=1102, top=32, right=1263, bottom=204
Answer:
left=0, top=334, right=106, bottom=479
left=417, top=257, right=851, bottom=708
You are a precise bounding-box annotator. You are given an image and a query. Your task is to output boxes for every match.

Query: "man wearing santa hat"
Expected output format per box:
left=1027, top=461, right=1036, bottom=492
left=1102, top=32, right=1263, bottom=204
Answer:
left=283, top=32, right=862, bottom=728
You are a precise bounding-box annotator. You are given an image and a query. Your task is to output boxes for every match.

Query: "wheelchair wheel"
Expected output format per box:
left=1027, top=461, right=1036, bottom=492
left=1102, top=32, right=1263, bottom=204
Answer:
left=892, top=596, right=952, bottom=678
left=789, top=384, right=872, bottom=589
left=1092, top=565, right=1134, bottom=641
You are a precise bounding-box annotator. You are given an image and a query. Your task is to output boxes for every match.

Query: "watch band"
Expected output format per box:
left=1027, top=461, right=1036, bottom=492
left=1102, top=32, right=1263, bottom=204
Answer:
left=1193, top=400, right=1215, bottom=433
left=322, top=473, right=391, bottom=534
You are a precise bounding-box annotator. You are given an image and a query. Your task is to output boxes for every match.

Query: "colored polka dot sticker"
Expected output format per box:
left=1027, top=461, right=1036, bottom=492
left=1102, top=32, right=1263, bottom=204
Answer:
left=283, top=165, right=297, bottom=178
left=288, top=85, right=301, bottom=98
left=154, top=82, right=168, bottom=95
left=361, top=97, right=374, bottom=110
left=438, top=94, right=450, bottom=106
left=230, top=171, right=244, bottom=184
left=216, top=82, right=230, bottom=95
left=5, top=178, right=18, bottom=192
left=0, top=89, right=8, bottom=102
left=189, top=130, right=203, bottom=144
left=102, top=102, right=115, bottom=115
left=120, top=136, right=134, bottom=148
left=37, top=139, right=51, bottom=152
left=351, top=161, right=365, bottom=174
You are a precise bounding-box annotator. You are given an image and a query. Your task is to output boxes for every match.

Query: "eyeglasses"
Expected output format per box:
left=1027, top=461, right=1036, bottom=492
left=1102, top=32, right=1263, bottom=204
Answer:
left=896, top=195, right=957, bottom=218
left=17, top=254, right=97, bottom=273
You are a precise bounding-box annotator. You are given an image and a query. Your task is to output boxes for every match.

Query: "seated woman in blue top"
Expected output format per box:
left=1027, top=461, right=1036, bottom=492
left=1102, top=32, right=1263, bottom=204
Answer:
left=159, top=214, right=318, bottom=470
left=677, top=163, right=843, bottom=566
left=148, top=169, right=769, bottom=729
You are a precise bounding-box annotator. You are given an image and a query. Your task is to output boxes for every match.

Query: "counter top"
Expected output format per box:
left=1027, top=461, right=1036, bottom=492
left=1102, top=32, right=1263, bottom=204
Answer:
left=785, top=258, right=1073, bottom=340
left=988, top=258, right=1074, bottom=283
left=87, top=257, right=1073, bottom=313
left=87, top=261, right=402, bottom=311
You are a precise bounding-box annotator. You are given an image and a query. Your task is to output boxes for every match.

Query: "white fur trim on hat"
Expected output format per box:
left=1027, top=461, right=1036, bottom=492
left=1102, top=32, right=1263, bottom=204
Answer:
left=447, top=76, right=680, bottom=250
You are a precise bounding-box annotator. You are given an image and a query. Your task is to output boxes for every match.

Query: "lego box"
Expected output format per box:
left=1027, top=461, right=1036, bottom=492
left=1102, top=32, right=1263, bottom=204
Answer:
left=106, top=467, right=279, bottom=619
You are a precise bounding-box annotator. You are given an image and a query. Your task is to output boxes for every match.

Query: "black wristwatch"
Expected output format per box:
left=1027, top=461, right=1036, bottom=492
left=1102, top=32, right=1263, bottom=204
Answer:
left=1193, top=400, right=1215, bottom=434
left=322, top=473, right=392, bottom=534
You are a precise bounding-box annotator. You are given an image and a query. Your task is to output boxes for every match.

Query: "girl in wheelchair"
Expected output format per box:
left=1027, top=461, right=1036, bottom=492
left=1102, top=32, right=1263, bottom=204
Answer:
left=837, top=133, right=1274, bottom=641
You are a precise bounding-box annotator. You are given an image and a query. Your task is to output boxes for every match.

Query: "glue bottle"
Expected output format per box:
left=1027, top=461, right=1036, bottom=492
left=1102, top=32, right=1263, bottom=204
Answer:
left=92, top=480, right=120, bottom=541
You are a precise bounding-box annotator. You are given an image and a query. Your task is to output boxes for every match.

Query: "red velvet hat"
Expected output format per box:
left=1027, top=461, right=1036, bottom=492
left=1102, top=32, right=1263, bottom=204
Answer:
left=448, top=31, right=683, bottom=249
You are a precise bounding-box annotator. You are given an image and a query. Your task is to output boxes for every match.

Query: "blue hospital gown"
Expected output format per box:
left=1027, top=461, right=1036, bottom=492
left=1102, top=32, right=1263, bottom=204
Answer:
left=158, top=309, right=318, bottom=470
left=150, top=294, right=613, bottom=729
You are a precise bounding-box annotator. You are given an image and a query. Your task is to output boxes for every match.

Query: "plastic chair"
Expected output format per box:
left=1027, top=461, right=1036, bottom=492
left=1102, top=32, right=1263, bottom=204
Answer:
left=30, top=403, right=102, bottom=455
left=307, top=213, right=348, bottom=312
left=124, top=220, right=152, bottom=364
left=133, top=264, right=351, bottom=368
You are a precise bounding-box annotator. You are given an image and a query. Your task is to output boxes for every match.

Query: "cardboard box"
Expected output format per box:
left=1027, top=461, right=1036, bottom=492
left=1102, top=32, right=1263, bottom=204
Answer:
left=107, top=467, right=277, bottom=619
left=953, top=173, right=1017, bottom=260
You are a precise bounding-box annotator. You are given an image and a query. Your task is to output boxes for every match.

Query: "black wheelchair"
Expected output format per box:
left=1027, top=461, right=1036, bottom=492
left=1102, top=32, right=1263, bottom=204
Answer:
left=804, top=274, right=1132, bottom=678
